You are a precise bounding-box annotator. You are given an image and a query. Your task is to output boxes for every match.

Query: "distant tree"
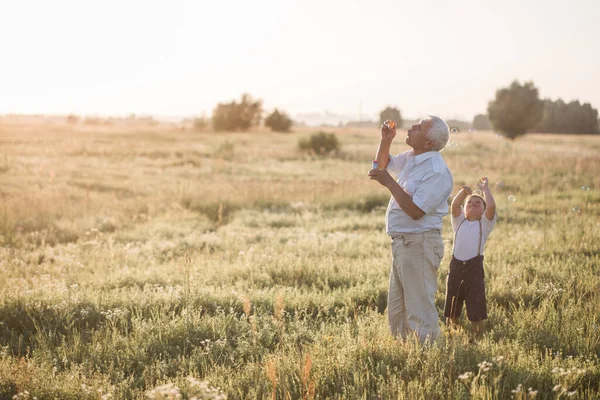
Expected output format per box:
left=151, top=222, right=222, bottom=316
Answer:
left=345, top=120, right=378, bottom=128
left=141, top=116, right=158, bottom=126
left=264, top=109, right=293, bottom=132
left=83, top=116, right=104, bottom=125
left=533, top=99, right=599, bottom=134
left=66, top=114, right=79, bottom=125
left=487, top=80, right=543, bottom=140
left=212, top=94, right=262, bottom=132
left=472, top=114, right=492, bottom=130
left=379, top=106, right=403, bottom=128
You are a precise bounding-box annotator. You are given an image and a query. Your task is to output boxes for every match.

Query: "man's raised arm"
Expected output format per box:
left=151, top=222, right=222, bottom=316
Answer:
left=374, top=123, right=396, bottom=169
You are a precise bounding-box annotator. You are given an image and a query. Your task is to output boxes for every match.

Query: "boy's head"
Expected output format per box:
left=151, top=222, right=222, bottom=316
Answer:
left=464, top=194, right=486, bottom=220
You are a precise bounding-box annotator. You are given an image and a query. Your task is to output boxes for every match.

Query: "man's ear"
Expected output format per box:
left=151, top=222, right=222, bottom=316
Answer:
left=425, top=139, right=435, bottom=150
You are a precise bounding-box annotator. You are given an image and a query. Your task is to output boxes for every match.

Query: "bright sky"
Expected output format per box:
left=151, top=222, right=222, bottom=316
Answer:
left=1, top=0, right=599, bottom=121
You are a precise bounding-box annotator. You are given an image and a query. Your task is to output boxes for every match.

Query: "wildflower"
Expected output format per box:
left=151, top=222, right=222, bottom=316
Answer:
left=458, top=372, right=473, bottom=381
left=477, top=360, right=493, bottom=372
left=145, top=383, right=181, bottom=399
left=186, top=376, right=209, bottom=391
left=511, top=383, right=523, bottom=394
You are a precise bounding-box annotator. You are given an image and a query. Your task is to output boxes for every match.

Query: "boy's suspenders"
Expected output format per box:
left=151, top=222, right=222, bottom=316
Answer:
left=452, top=218, right=482, bottom=261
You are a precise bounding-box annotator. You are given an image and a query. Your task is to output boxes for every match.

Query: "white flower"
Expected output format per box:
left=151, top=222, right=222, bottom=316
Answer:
left=458, top=372, right=473, bottom=381
left=477, top=360, right=493, bottom=372
left=145, top=383, right=181, bottom=399
left=511, top=383, right=523, bottom=393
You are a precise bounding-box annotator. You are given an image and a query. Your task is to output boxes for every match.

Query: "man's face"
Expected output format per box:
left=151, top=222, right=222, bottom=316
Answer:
left=406, top=118, right=434, bottom=151
left=465, top=195, right=485, bottom=219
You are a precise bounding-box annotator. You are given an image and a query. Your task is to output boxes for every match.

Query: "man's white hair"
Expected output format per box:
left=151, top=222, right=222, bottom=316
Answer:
left=426, top=115, right=450, bottom=151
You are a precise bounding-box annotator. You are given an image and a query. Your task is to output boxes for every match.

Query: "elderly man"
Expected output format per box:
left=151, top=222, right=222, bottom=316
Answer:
left=368, top=115, right=453, bottom=342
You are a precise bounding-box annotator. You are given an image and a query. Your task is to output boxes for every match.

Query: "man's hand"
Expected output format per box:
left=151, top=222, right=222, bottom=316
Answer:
left=477, top=177, right=489, bottom=190
left=381, top=122, right=396, bottom=142
left=368, top=168, right=395, bottom=187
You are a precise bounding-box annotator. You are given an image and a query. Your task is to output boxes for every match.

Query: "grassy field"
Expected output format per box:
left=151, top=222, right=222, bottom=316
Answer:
left=1, top=121, right=599, bottom=399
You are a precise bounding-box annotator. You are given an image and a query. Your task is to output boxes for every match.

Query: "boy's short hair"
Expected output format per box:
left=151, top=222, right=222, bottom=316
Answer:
left=466, top=194, right=487, bottom=210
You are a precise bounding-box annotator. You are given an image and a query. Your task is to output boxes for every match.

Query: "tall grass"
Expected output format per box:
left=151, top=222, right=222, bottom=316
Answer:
left=1, top=124, right=599, bottom=399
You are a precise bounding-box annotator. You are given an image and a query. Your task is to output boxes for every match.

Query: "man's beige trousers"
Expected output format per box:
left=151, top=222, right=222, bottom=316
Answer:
left=388, top=230, right=444, bottom=343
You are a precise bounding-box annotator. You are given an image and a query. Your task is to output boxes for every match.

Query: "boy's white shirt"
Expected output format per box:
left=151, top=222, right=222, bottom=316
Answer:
left=452, top=210, right=496, bottom=261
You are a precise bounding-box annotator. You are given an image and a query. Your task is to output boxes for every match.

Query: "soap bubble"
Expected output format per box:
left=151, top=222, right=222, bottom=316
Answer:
left=474, top=189, right=483, bottom=196
left=447, top=142, right=458, bottom=148
left=469, top=128, right=477, bottom=133
left=450, top=128, right=458, bottom=133
left=508, top=195, right=516, bottom=202
left=572, top=206, right=581, bottom=214
left=497, top=181, right=505, bottom=188
left=582, top=185, right=590, bottom=191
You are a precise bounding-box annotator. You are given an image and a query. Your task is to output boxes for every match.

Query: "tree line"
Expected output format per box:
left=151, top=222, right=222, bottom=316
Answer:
left=475, top=81, right=599, bottom=138
left=195, top=94, right=292, bottom=133
left=200, top=82, right=599, bottom=139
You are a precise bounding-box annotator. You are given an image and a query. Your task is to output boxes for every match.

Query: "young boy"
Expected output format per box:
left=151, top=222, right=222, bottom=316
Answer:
left=444, top=176, right=496, bottom=336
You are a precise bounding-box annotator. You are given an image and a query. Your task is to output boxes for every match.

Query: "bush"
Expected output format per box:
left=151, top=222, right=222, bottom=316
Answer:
left=66, top=114, right=79, bottom=124
left=83, top=117, right=104, bottom=125
left=298, top=132, right=340, bottom=155
left=212, top=94, right=262, bottom=132
left=193, top=117, right=208, bottom=131
left=264, top=109, right=293, bottom=132
left=215, top=141, right=235, bottom=159
left=487, top=80, right=543, bottom=140
left=472, top=114, right=492, bottom=130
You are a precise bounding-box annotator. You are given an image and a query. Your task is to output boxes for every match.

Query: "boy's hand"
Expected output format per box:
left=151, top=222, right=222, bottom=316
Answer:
left=460, top=185, right=472, bottom=195
left=477, top=177, right=489, bottom=190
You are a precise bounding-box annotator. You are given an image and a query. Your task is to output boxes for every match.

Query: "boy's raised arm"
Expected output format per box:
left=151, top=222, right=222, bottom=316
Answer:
left=478, top=177, right=496, bottom=220
left=452, top=186, right=471, bottom=218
